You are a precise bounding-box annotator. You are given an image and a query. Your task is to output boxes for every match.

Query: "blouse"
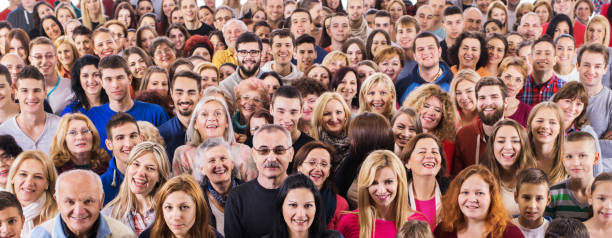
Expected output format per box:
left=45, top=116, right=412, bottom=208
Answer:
left=338, top=210, right=430, bottom=238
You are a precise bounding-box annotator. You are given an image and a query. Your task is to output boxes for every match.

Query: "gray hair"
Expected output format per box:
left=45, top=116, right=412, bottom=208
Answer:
left=521, top=12, right=541, bottom=26
left=216, top=5, right=236, bottom=18
left=222, top=19, right=248, bottom=37
left=252, top=124, right=292, bottom=148
left=55, top=169, right=104, bottom=201
left=193, top=137, right=233, bottom=182
left=186, top=96, right=236, bottom=145
left=463, top=7, right=482, bottom=16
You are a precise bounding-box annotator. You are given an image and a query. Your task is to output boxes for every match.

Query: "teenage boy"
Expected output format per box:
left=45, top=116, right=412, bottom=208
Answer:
left=373, top=11, right=394, bottom=36
left=180, top=0, right=215, bottom=36
left=325, top=13, right=350, bottom=52
left=544, top=218, right=589, bottom=238
left=513, top=168, right=551, bottom=238
left=261, top=29, right=303, bottom=85
left=519, top=36, right=565, bottom=106
left=346, top=0, right=370, bottom=40
left=73, top=25, right=95, bottom=57
left=0, top=191, right=24, bottom=238
left=289, top=9, right=327, bottom=63
left=441, top=6, right=464, bottom=65
left=295, top=34, right=317, bottom=73
left=545, top=132, right=600, bottom=221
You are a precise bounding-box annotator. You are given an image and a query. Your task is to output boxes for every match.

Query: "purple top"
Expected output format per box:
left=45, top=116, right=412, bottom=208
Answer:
left=508, top=102, right=532, bottom=127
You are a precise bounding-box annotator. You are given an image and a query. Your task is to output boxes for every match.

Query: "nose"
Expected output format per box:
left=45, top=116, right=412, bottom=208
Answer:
left=296, top=207, right=306, bottom=217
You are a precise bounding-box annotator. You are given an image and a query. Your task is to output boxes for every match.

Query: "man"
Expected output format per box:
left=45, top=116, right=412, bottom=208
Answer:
left=453, top=76, right=507, bottom=177
left=270, top=86, right=314, bottom=166
left=261, top=29, right=304, bottom=85
left=220, top=32, right=263, bottom=101
left=346, top=0, right=370, bottom=40
left=506, top=0, right=520, bottom=30
left=181, top=0, right=214, bottom=36
left=396, top=32, right=453, bottom=105
left=463, top=7, right=483, bottom=32
left=0, top=52, right=25, bottom=82
left=86, top=55, right=168, bottom=150
left=295, top=34, right=317, bottom=73
left=214, top=6, right=234, bottom=30
left=518, top=40, right=534, bottom=75
left=31, top=170, right=136, bottom=237
left=518, top=12, right=542, bottom=42
left=103, top=20, right=127, bottom=51
left=92, top=27, right=120, bottom=58
left=73, top=25, right=95, bottom=57
left=0, top=0, right=19, bottom=20
left=266, top=0, right=284, bottom=29
left=416, top=5, right=435, bottom=34
left=474, top=0, right=491, bottom=15
left=254, top=21, right=271, bottom=40
left=518, top=36, right=565, bottom=106
left=427, top=0, right=446, bottom=40
left=211, top=19, right=247, bottom=68
left=325, top=13, right=350, bottom=52
left=0, top=192, right=23, bottom=238
left=289, top=9, right=327, bottom=63
left=365, top=9, right=377, bottom=29
left=225, top=124, right=293, bottom=238
left=302, top=0, right=323, bottom=40
left=441, top=6, right=464, bottom=64
left=373, top=10, right=394, bottom=35
left=577, top=43, right=612, bottom=175
left=29, top=37, right=74, bottom=115
left=0, top=66, right=59, bottom=154
left=6, top=0, right=35, bottom=33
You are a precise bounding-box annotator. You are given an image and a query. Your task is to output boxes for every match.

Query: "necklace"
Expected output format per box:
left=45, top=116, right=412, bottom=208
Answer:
left=207, top=179, right=236, bottom=207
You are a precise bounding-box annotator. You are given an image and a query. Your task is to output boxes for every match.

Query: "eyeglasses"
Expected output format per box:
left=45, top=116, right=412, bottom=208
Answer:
left=67, top=128, right=91, bottom=136
left=304, top=160, right=329, bottom=169
left=254, top=145, right=291, bottom=156
left=0, top=153, right=13, bottom=163
left=237, top=50, right=261, bottom=57
left=31, top=54, right=56, bottom=61
left=240, top=95, right=262, bottom=104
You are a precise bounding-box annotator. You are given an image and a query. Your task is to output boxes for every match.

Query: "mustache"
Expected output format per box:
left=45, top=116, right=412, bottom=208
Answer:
left=264, top=161, right=281, bottom=168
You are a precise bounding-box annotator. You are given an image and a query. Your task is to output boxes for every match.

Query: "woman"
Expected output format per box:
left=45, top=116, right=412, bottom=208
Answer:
left=366, top=29, right=392, bottom=60
left=507, top=33, right=524, bottom=57
left=311, top=92, right=352, bottom=164
left=149, top=37, right=177, bottom=72
left=138, top=13, right=158, bottom=29
left=160, top=0, right=176, bottom=35
left=534, top=1, right=553, bottom=25
left=40, top=16, right=64, bottom=42
left=268, top=173, right=343, bottom=238
left=62, top=55, right=108, bottom=115
left=574, top=0, right=594, bottom=26
left=400, top=133, right=451, bottom=228
left=195, top=62, right=220, bottom=91
left=527, top=102, right=567, bottom=185
left=54, top=2, right=77, bottom=29
left=584, top=15, right=612, bottom=88
left=0, top=65, right=19, bottom=123
left=484, top=33, right=507, bottom=77
left=81, top=0, right=107, bottom=30
left=244, top=109, right=273, bottom=147
left=343, top=38, right=366, bottom=67
left=114, top=2, right=138, bottom=29
left=50, top=113, right=109, bottom=174
left=373, top=46, right=404, bottom=83
left=209, top=31, right=228, bottom=54
left=513, top=3, right=534, bottom=31
left=233, top=78, right=269, bottom=141
left=136, top=25, right=158, bottom=51
left=483, top=19, right=503, bottom=38
left=30, top=1, right=54, bottom=38
left=305, top=64, right=332, bottom=89
left=356, top=61, right=379, bottom=83
left=219, top=63, right=236, bottom=81
left=0, top=135, right=22, bottom=191
left=166, top=24, right=191, bottom=58
left=482, top=119, right=537, bottom=217
left=185, top=35, right=215, bottom=61
left=123, top=47, right=153, bottom=90
left=322, top=51, right=349, bottom=76
left=358, top=73, right=397, bottom=120
left=335, top=113, right=395, bottom=208
left=391, top=107, right=422, bottom=156
left=173, top=96, right=257, bottom=181
left=5, top=29, right=30, bottom=63
left=545, top=14, right=574, bottom=41
left=486, top=1, right=509, bottom=34
left=387, top=0, right=406, bottom=27
left=330, top=67, right=361, bottom=114
left=323, top=0, right=345, bottom=14
left=103, top=142, right=171, bottom=235
left=448, top=32, right=490, bottom=77
left=139, top=66, right=169, bottom=94
left=54, top=36, right=78, bottom=80
left=553, top=34, right=579, bottom=82
left=434, top=165, right=524, bottom=238
left=449, top=69, right=479, bottom=128
left=337, top=150, right=430, bottom=237
left=498, top=57, right=532, bottom=126
left=6, top=151, right=58, bottom=237
left=139, top=175, right=221, bottom=238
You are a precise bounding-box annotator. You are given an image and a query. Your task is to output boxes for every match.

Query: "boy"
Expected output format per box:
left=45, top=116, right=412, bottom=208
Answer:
left=544, top=218, right=589, bottom=238
left=0, top=191, right=24, bottom=238
left=294, top=34, right=317, bottom=72
left=513, top=168, right=551, bottom=238
left=545, top=131, right=599, bottom=221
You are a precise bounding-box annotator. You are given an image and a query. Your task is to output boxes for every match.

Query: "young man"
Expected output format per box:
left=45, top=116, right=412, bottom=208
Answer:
left=29, top=37, right=74, bottom=115
left=73, top=25, right=95, bottom=57
left=453, top=76, right=507, bottom=177
left=91, top=27, right=120, bottom=58
left=159, top=70, right=202, bottom=160
left=289, top=9, right=327, bottom=63
left=577, top=43, right=612, bottom=175
left=261, top=29, right=304, bottom=85
left=463, top=7, right=483, bottom=32
left=518, top=12, right=543, bottom=42
left=180, top=0, right=214, bottom=36
left=475, top=0, right=492, bottom=15
left=519, top=36, right=565, bottom=106
left=220, top=32, right=263, bottom=101
left=0, top=192, right=24, bottom=238
left=6, top=0, right=36, bottom=33
left=86, top=55, right=168, bottom=150
left=325, top=13, right=350, bottom=52
left=254, top=21, right=271, bottom=40
left=441, top=6, right=464, bottom=64
left=346, top=0, right=370, bottom=40
left=295, top=34, right=317, bottom=72
left=373, top=10, right=394, bottom=35
left=427, top=0, right=446, bottom=40
left=265, top=0, right=284, bottom=29
left=395, top=16, right=419, bottom=63
left=100, top=112, right=143, bottom=205
left=0, top=66, right=60, bottom=154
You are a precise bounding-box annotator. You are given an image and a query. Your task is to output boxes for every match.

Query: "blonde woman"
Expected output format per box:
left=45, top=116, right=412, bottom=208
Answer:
left=102, top=142, right=171, bottom=235
left=54, top=2, right=77, bottom=28
left=585, top=15, right=612, bottom=88
left=486, top=1, right=509, bottom=34
left=373, top=46, right=404, bottom=83
left=80, top=0, right=107, bottom=30
left=337, top=150, right=430, bottom=238
left=53, top=36, right=79, bottom=79
left=137, top=121, right=166, bottom=147
left=6, top=151, right=58, bottom=238
left=321, top=51, right=350, bottom=75
left=310, top=92, right=352, bottom=163
left=358, top=73, right=397, bottom=121
left=449, top=69, right=480, bottom=128
left=527, top=102, right=567, bottom=185
left=195, top=62, right=220, bottom=91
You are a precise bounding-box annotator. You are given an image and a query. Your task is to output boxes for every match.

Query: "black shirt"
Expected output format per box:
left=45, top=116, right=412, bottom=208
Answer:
left=288, top=132, right=314, bottom=173
left=224, top=179, right=280, bottom=238
left=60, top=214, right=101, bottom=238
left=186, top=22, right=215, bottom=37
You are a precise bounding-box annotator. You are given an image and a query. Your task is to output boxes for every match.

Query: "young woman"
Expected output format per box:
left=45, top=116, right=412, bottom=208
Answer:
left=114, top=2, right=138, bottom=29
left=233, top=78, right=269, bottom=141
left=138, top=13, right=158, bottom=29
left=527, top=102, right=567, bottom=185
left=484, top=33, right=507, bottom=77
left=498, top=57, right=532, bottom=127
left=166, top=24, right=191, bottom=58
left=483, top=19, right=503, bottom=38
left=103, top=142, right=171, bottom=235
left=30, top=1, right=54, bottom=38
left=295, top=142, right=349, bottom=230
left=62, top=55, right=108, bottom=114
left=342, top=38, right=367, bottom=67
left=434, top=165, right=524, bottom=238
left=366, top=30, right=392, bottom=60
left=387, top=0, right=407, bottom=26
left=140, top=175, right=221, bottom=238
left=40, top=16, right=64, bottom=42
left=0, top=135, right=22, bottom=190
left=358, top=73, right=397, bottom=120
left=160, top=0, right=177, bottom=36
left=219, top=63, right=236, bottom=81
left=337, top=150, right=430, bottom=237
left=5, top=29, right=30, bottom=63
left=139, top=66, right=169, bottom=94
left=54, top=2, right=77, bottom=29
left=53, top=36, right=78, bottom=79
left=305, top=64, right=332, bottom=89
left=322, top=51, right=349, bottom=76
left=448, top=32, right=490, bottom=77
left=0, top=65, right=19, bottom=123
left=574, top=0, right=594, bottom=26
left=123, top=47, right=153, bottom=90
left=482, top=119, right=537, bottom=217
left=323, top=0, right=345, bottom=14
left=311, top=92, right=352, bottom=164
left=136, top=25, right=158, bottom=51
left=244, top=109, right=273, bottom=147
left=330, top=67, right=360, bottom=114
left=195, top=62, right=220, bottom=91
left=50, top=113, right=109, bottom=174
left=391, top=107, right=422, bottom=156
left=356, top=61, right=379, bottom=83
left=373, top=46, right=404, bottom=83
left=553, top=34, right=579, bottom=82
left=400, top=133, right=451, bottom=229
left=534, top=1, right=553, bottom=25
left=80, top=0, right=107, bottom=30
left=584, top=172, right=612, bottom=238
left=449, top=69, right=480, bottom=128
left=545, top=14, right=573, bottom=41
left=6, top=151, right=58, bottom=237
left=486, top=1, right=509, bottom=34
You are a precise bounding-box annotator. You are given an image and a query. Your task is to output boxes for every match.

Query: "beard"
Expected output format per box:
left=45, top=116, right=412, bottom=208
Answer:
left=478, top=105, right=504, bottom=125
left=239, top=60, right=261, bottom=77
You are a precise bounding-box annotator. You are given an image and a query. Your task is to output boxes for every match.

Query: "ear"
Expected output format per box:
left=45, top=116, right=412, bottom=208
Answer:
left=594, top=152, right=600, bottom=165
left=514, top=190, right=519, bottom=203
left=546, top=192, right=551, bottom=206
left=105, top=139, right=113, bottom=152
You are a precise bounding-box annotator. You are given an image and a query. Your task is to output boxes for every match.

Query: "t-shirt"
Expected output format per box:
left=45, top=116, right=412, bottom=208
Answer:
left=47, top=76, right=75, bottom=115
left=337, top=210, right=430, bottom=238
left=158, top=117, right=186, bottom=161
left=0, top=113, right=60, bottom=154
left=545, top=179, right=592, bottom=221
left=287, top=132, right=314, bottom=173
left=224, top=179, right=279, bottom=238
left=415, top=197, right=436, bottom=228
left=512, top=218, right=549, bottom=238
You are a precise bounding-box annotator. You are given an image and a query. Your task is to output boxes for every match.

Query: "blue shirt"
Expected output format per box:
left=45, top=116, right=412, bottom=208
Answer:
left=30, top=214, right=114, bottom=238
left=158, top=117, right=186, bottom=162
left=100, top=158, right=124, bottom=205
left=60, top=100, right=88, bottom=116
left=86, top=100, right=169, bottom=150
left=395, top=62, right=454, bottom=104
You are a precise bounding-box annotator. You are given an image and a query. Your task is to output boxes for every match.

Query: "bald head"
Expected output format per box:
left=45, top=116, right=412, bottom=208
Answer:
left=0, top=53, right=25, bottom=84
left=55, top=169, right=104, bottom=200
left=463, top=7, right=482, bottom=32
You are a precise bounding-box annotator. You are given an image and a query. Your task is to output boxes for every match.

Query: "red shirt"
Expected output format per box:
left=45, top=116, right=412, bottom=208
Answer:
left=0, top=8, right=11, bottom=21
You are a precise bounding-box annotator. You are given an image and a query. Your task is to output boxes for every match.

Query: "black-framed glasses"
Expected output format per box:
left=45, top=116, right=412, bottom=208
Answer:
left=237, top=50, right=261, bottom=57
left=254, top=145, right=291, bottom=156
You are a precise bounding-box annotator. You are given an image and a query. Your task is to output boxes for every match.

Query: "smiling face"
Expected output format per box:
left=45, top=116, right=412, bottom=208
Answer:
left=408, top=138, right=442, bottom=177
left=458, top=38, right=481, bottom=70
left=346, top=43, right=363, bottom=67
left=101, top=67, right=131, bottom=103
left=368, top=167, right=398, bottom=209
left=153, top=43, right=176, bottom=70
left=0, top=206, right=24, bottom=238
left=298, top=148, right=331, bottom=189
left=493, top=125, right=521, bottom=170
left=458, top=174, right=491, bottom=221
left=56, top=174, right=103, bottom=236
left=476, top=85, right=505, bottom=126
left=65, top=119, right=94, bottom=157
left=553, top=21, right=570, bottom=40
left=171, top=76, right=200, bottom=117
left=378, top=56, right=401, bottom=82
left=15, top=78, right=46, bottom=114
left=128, top=152, right=161, bottom=196
left=56, top=43, right=75, bottom=70
left=290, top=11, right=313, bottom=38
left=195, top=101, right=229, bottom=140
left=127, top=54, right=147, bottom=79
left=106, top=122, right=141, bottom=166
left=590, top=181, right=612, bottom=224
left=490, top=7, right=506, bottom=25
left=307, top=67, right=330, bottom=88
left=201, top=145, right=234, bottom=185
left=282, top=188, right=316, bottom=234
left=555, top=97, right=584, bottom=128
left=93, top=32, right=119, bottom=58
left=531, top=41, right=556, bottom=73
left=163, top=191, right=196, bottom=237
left=8, top=39, right=26, bottom=61
left=486, top=38, right=505, bottom=65
left=74, top=35, right=93, bottom=57
left=534, top=6, right=550, bottom=25
left=0, top=149, right=15, bottom=187
left=271, top=96, right=302, bottom=134
left=419, top=96, right=443, bottom=132
left=0, top=54, right=24, bottom=83
left=365, top=82, right=393, bottom=115
left=530, top=108, right=561, bottom=145
left=295, top=43, right=316, bottom=72
left=578, top=51, right=607, bottom=88
left=140, top=30, right=156, bottom=51
left=443, top=14, right=464, bottom=41
left=252, top=130, right=293, bottom=179
left=563, top=140, right=597, bottom=179
left=0, top=75, right=14, bottom=109
left=238, top=90, right=264, bottom=120
left=146, top=72, right=169, bottom=92
left=357, top=65, right=376, bottom=83
left=237, top=42, right=262, bottom=77
left=29, top=44, right=57, bottom=78
left=12, top=158, right=48, bottom=206
left=336, top=72, right=358, bottom=106
left=321, top=99, right=346, bottom=136
left=484, top=22, right=502, bottom=37
left=42, top=19, right=62, bottom=41
left=587, top=22, right=606, bottom=45
left=302, top=94, right=318, bottom=122
left=371, top=33, right=388, bottom=58
left=500, top=65, right=524, bottom=98
left=392, top=114, right=417, bottom=150
left=455, top=80, right=476, bottom=113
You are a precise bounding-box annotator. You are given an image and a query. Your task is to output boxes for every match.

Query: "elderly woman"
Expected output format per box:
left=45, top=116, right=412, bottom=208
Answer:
left=50, top=113, right=109, bottom=174
left=172, top=96, right=257, bottom=181
left=102, top=142, right=171, bottom=235
left=373, top=46, right=405, bottom=83
left=195, top=62, right=220, bottom=91
left=149, top=37, right=177, bottom=72
left=233, top=78, right=270, bottom=141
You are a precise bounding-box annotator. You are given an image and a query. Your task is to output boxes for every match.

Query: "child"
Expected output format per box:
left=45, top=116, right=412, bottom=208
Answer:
left=396, top=220, right=433, bottom=238
left=544, top=218, right=589, bottom=238
left=513, top=168, right=551, bottom=238
left=545, top=131, right=600, bottom=221
left=0, top=191, right=24, bottom=238
left=583, top=172, right=612, bottom=238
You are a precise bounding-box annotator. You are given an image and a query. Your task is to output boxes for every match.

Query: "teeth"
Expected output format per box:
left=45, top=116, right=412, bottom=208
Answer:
left=423, top=162, right=436, bottom=168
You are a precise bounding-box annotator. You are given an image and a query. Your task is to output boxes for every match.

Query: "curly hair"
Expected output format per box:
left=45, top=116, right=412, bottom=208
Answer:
left=50, top=113, right=110, bottom=169
left=403, top=84, right=456, bottom=141
left=447, top=31, right=489, bottom=70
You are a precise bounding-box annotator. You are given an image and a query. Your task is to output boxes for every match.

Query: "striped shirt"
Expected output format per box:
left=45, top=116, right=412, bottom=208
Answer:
left=544, top=179, right=592, bottom=221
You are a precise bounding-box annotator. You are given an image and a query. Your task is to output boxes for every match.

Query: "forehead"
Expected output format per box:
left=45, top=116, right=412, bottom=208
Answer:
left=101, top=67, right=128, bottom=77
left=415, top=36, right=438, bottom=46
left=110, top=122, right=139, bottom=135
left=272, top=35, right=293, bottom=45
left=58, top=176, right=101, bottom=198
left=273, top=96, right=301, bottom=107
left=331, top=16, right=349, bottom=23
left=291, top=12, right=309, bottom=20
left=1, top=54, right=24, bottom=64
left=581, top=51, right=606, bottom=64
left=254, top=130, right=289, bottom=146
left=17, top=78, right=45, bottom=88
left=237, top=41, right=259, bottom=50
left=30, top=43, right=55, bottom=53
left=533, top=41, right=554, bottom=50
left=296, top=43, right=315, bottom=49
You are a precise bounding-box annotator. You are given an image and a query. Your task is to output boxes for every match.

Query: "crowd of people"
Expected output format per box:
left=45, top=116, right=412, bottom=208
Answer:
left=0, top=0, right=612, bottom=237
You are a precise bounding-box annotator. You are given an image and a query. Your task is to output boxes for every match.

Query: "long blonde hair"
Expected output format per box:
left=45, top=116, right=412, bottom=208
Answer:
left=526, top=102, right=567, bottom=184
left=50, top=113, right=109, bottom=168
left=585, top=15, right=611, bottom=46
left=6, top=151, right=58, bottom=222
left=357, top=150, right=413, bottom=238
left=81, top=0, right=107, bottom=30
left=358, top=73, right=397, bottom=120
left=53, top=36, right=79, bottom=75
left=310, top=92, right=351, bottom=140
left=487, top=1, right=509, bottom=34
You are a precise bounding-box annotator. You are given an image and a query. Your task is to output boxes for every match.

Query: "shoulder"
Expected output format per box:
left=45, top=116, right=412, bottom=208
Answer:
left=336, top=194, right=349, bottom=210
left=502, top=223, right=525, bottom=238
left=133, top=101, right=166, bottom=112
left=46, top=113, right=61, bottom=123
left=102, top=215, right=137, bottom=237
left=30, top=217, right=57, bottom=237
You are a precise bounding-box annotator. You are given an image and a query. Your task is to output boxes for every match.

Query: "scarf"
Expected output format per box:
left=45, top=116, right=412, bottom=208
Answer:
left=408, top=181, right=442, bottom=224
left=320, top=130, right=350, bottom=164
left=207, top=179, right=237, bottom=207
left=21, top=195, right=46, bottom=238
left=351, top=17, right=368, bottom=39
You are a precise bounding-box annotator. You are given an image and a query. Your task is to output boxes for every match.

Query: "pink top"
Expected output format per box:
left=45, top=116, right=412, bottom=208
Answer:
left=415, top=197, right=437, bottom=230
left=337, top=210, right=430, bottom=238
left=327, top=194, right=350, bottom=230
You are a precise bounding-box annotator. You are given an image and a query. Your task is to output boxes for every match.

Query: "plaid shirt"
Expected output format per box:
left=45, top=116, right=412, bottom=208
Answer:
left=518, top=74, right=566, bottom=106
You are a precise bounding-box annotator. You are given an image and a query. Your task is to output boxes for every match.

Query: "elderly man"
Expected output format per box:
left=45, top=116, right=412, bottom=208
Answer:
left=30, top=170, right=136, bottom=237
left=225, top=124, right=294, bottom=238
left=518, top=12, right=542, bottom=42
left=212, top=19, right=247, bottom=68
left=463, top=7, right=483, bottom=32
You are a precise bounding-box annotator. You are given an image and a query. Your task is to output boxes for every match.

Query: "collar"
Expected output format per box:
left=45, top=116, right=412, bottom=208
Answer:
left=47, top=74, right=62, bottom=98
left=56, top=213, right=106, bottom=238
left=408, top=180, right=441, bottom=222
left=527, top=74, right=559, bottom=88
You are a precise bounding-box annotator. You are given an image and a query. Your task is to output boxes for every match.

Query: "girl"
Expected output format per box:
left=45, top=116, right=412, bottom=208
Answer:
left=486, top=1, right=509, bottom=34
left=449, top=69, right=479, bottom=128
left=81, top=0, right=107, bottom=30
left=343, top=38, right=366, bottom=67
left=448, top=32, right=490, bottom=77
left=366, top=30, right=392, bottom=60
left=311, top=92, right=352, bottom=163
left=123, top=47, right=153, bottom=90
left=358, top=73, right=397, bottom=120
left=391, top=107, right=422, bottom=156
left=583, top=172, right=612, bottom=238
left=553, top=34, right=579, bottom=82
left=527, top=102, right=567, bottom=185
left=305, top=64, right=332, bottom=89
left=54, top=36, right=78, bottom=79
left=498, top=57, right=532, bottom=126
